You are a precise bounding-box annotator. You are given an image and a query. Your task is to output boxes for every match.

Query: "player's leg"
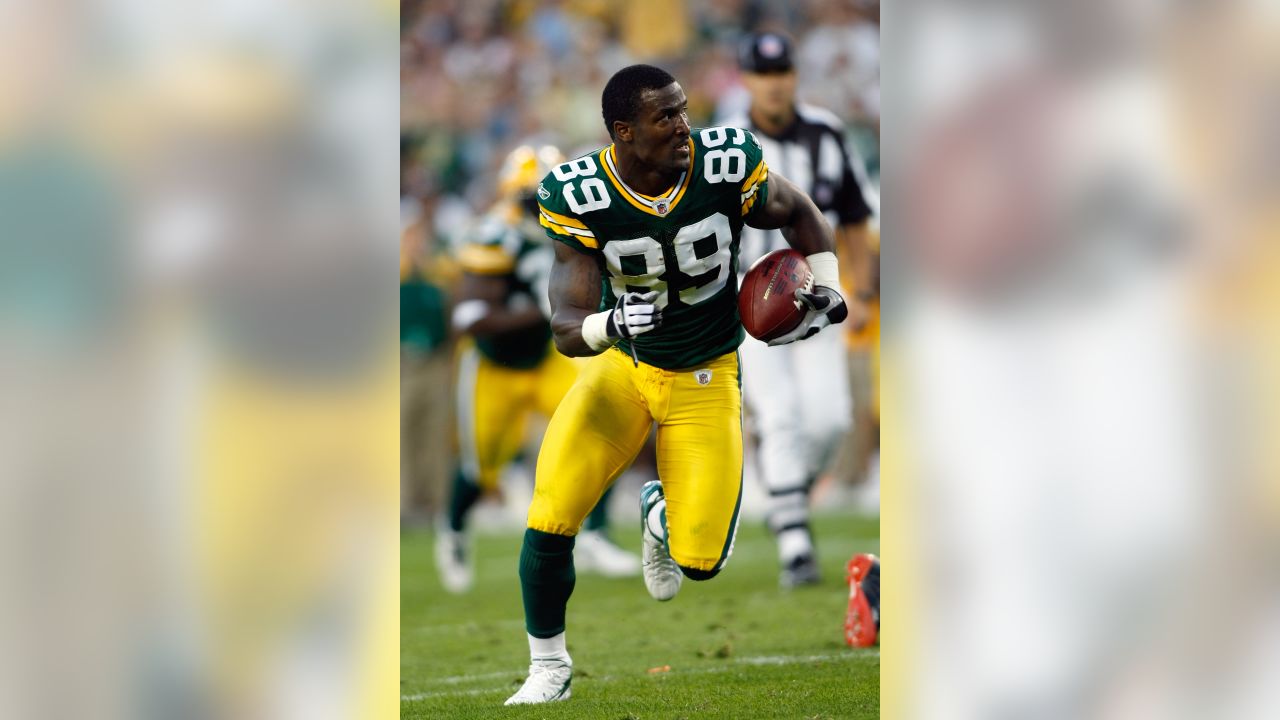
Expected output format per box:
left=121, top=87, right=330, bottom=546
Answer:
left=739, top=333, right=821, bottom=585
left=646, top=352, right=744, bottom=587
left=507, top=349, right=651, bottom=705
left=795, top=321, right=853, bottom=473
left=438, top=343, right=531, bottom=593
left=533, top=349, right=640, bottom=577
left=787, top=327, right=854, bottom=578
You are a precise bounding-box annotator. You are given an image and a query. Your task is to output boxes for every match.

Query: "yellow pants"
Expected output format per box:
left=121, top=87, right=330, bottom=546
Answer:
left=529, top=348, right=743, bottom=573
left=454, top=341, right=579, bottom=490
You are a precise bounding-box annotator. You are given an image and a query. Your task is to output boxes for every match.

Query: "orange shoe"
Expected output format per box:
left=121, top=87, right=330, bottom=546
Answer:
left=845, top=553, right=880, bottom=647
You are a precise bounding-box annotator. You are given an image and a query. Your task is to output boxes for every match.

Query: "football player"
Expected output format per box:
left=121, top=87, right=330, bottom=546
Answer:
left=506, top=64, right=848, bottom=705
left=436, top=145, right=640, bottom=595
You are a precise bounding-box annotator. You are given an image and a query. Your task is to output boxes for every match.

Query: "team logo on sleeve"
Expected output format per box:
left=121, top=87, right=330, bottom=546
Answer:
left=694, top=369, right=712, bottom=386
left=537, top=183, right=550, bottom=200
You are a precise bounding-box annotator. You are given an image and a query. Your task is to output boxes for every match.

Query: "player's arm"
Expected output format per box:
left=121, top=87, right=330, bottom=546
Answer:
left=548, top=242, right=661, bottom=357
left=836, top=223, right=872, bottom=332
left=747, top=171, right=849, bottom=345
left=747, top=172, right=835, bottom=255
left=451, top=271, right=545, bottom=338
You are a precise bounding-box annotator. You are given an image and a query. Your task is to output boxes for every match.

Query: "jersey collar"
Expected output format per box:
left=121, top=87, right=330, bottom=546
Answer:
left=599, top=142, right=695, bottom=217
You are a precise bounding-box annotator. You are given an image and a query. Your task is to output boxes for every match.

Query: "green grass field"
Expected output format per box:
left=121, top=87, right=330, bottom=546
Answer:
left=402, top=512, right=879, bottom=719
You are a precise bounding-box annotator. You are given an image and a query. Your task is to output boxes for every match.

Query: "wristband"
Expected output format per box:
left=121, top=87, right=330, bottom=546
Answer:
left=805, top=251, right=840, bottom=289
left=451, top=299, right=488, bottom=332
left=581, top=310, right=615, bottom=352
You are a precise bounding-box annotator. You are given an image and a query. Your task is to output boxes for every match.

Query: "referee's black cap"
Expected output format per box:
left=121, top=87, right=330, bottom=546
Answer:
left=738, top=32, right=794, bottom=74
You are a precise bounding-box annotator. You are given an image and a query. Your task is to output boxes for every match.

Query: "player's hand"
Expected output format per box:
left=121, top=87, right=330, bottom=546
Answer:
left=606, top=291, right=663, bottom=340
left=766, top=285, right=848, bottom=346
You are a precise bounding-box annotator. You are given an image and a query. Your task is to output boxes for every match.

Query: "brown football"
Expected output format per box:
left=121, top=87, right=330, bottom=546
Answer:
left=737, top=249, right=813, bottom=342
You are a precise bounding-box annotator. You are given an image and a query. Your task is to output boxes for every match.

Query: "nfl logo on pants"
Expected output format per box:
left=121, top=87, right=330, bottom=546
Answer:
left=694, top=369, right=712, bottom=386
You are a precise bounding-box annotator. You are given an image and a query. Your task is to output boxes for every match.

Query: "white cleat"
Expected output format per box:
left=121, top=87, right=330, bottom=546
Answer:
left=639, top=481, right=682, bottom=601
left=504, top=657, right=572, bottom=705
left=575, top=530, right=640, bottom=578
left=434, top=528, right=473, bottom=594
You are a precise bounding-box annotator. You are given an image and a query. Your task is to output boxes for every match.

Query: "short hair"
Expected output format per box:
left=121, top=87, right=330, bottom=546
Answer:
left=601, top=64, right=677, bottom=139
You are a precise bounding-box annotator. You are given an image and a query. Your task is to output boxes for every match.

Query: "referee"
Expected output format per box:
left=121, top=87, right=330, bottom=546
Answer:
left=724, top=31, right=877, bottom=587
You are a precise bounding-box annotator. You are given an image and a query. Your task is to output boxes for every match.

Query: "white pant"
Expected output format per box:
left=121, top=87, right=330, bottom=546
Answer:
left=739, top=325, right=852, bottom=535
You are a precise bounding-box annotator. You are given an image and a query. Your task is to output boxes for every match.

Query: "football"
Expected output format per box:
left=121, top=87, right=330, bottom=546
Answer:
left=738, top=249, right=813, bottom=342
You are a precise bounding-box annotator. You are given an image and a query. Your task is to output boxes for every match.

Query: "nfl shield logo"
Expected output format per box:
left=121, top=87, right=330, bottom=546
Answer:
left=694, top=369, right=712, bottom=386
left=655, top=199, right=670, bottom=216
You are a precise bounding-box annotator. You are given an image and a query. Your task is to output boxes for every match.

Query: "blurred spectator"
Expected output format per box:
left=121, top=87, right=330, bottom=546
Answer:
left=400, top=141, right=458, bottom=522
left=401, top=0, right=881, bottom=212
left=797, top=0, right=880, bottom=129
left=618, top=0, right=692, bottom=61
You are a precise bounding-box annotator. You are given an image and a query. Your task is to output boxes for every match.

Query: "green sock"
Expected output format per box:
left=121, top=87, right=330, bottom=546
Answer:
left=583, top=486, right=613, bottom=534
left=447, top=468, right=482, bottom=533
left=519, top=528, right=576, bottom=638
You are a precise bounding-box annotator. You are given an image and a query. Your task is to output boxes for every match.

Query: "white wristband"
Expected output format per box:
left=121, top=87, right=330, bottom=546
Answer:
left=451, top=299, right=488, bottom=332
left=581, top=310, right=615, bottom=352
left=806, top=251, right=840, bottom=289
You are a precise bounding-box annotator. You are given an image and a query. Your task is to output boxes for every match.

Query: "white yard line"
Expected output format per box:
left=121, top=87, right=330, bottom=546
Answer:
left=401, top=650, right=879, bottom=702
left=737, top=652, right=879, bottom=665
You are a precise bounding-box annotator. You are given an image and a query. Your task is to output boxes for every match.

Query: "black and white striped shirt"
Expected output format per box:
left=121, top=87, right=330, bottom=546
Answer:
left=723, top=104, right=875, bottom=270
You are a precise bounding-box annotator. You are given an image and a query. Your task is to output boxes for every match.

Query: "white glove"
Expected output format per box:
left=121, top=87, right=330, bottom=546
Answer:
left=766, top=251, right=847, bottom=346
left=607, top=291, right=663, bottom=340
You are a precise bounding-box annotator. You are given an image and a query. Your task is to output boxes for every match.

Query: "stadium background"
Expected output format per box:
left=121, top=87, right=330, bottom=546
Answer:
left=399, top=0, right=881, bottom=527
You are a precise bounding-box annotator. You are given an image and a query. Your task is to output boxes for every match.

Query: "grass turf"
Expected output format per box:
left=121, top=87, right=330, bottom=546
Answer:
left=402, top=513, right=879, bottom=719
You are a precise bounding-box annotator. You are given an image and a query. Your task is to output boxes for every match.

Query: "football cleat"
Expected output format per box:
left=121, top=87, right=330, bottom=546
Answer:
left=845, top=553, right=880, bottom=647
left=639, top=481, right=682, bottom=601
left=504, top=656, right=572, bottom=705
left=780, top=552, right=822, bottom=589
left=434, top=528, right=473, bottom=594
left=575, top=530, right=641, bottom=578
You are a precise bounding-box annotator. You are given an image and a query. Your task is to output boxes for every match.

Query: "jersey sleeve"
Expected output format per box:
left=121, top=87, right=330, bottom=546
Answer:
left=457, top=215, right=517, bottom=275
left=535, top=171, right=599, bottom=254
left=738, top=129, right=771, bottom=223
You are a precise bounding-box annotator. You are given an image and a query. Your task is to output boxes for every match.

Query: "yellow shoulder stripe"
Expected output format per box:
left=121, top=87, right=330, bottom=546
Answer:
left=540, top=215, right=599, bottom=249
left=741, top=159, right=768, bottom=192
left=540, top=210, right=595, bottom=237
left=458, top=244, right=515, bottom=274
left=537, top=204, right=589, bottom=230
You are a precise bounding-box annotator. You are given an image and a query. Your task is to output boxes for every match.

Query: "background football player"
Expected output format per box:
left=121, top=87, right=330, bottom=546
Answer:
left=436, top=145, right=639, bottom=594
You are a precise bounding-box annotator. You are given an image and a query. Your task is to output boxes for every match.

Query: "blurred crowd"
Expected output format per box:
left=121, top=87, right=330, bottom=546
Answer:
left=402, top=0, right=878, bottom=213
left=400, top=0, right=881, bottom=519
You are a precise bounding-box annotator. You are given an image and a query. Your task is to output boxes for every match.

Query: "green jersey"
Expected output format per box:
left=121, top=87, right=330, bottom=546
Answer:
left=536, top=127, right=771, bottom=369
left=457, top=206, right=555, bottom=369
